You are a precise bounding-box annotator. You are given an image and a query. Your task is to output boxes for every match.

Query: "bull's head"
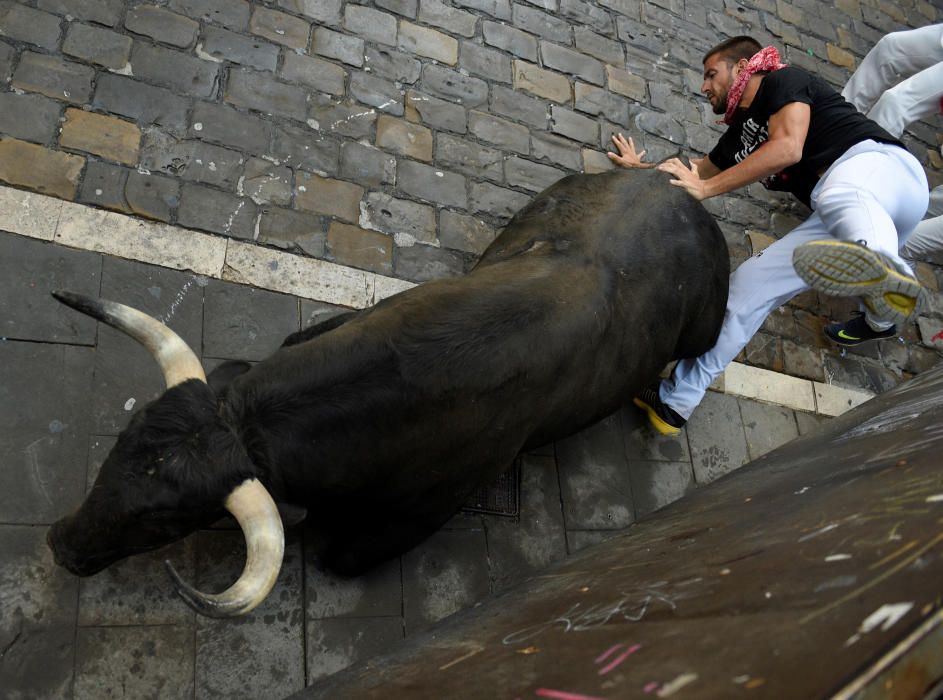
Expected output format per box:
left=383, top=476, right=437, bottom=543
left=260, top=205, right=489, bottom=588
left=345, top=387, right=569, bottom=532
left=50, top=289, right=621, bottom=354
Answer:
left=46, top=292, right=284, bottom=618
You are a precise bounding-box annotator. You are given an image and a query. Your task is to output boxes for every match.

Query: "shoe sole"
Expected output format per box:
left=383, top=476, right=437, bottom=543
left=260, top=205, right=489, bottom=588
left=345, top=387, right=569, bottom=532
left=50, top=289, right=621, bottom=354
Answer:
left=632, top=397, right=682, bottom=436
left=792, top=241, right=924, bottom=325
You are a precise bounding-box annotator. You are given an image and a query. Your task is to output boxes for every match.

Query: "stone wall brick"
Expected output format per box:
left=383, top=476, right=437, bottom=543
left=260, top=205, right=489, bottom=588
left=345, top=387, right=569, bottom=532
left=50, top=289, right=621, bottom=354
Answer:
left=573, top=26, right=623, bottom=64
left=376, top=115, right=433, bottom=161
left=419, top=0, right=478, bottom=37
left=482, top=20, right=538, bottom=61
left=349, top=72, right=404, bottom=115
left=435, top=134, right=504, bottom=181
left=422, top=65, right=489, bottom=107
left=340, top=142, right=396, bottom=187
left=278, top=0, right=340, bottom=26
left=439, top=210, right=496, bottom=254
left=177, top=183, right=258, bottom=238
left=574, top=82, right=629, bottom=123
left=130, top=42, right=219, bottom=98
left=0, top=137, right=84, bottom=199
left=13, top=52, right=94, bottom=105
left=394, top=243, right=466, bottom=281
left=606, top=64, right=646, bottom=101
left=505, top=156, right=565, bottom=191
left=406, top=90, right=468, bottom=133
left=0, top=1, right=62, bottom=50
left=532, top=131, right=582, bottom=169
left=398, top=160, right=468, bottom=208
left=596, top=0, right=639, bottom=18
left=328, top=221, right=393, bottom=274
left=365, top=46, right=422, bottom=83
left=170, top=0, right=250, bottom=29
left=296, top=174, right=364, bottom=223
left=460, top=41, right=512, bottom=83
left=345, top=5, right=398, bottom=45
left=540, top=41, right=605, bottom=85
left=469, top=180, right=531, bottom=219
left=190, top=101, right=274, bottom=155
left=226, top=68, right=309, bottom=121
left=140, top=131, right=245, bottom=188
left=468, top=111, right=530, bottom=154
left=258, top=206, right=328, bottom=256
left=550, top=105, right=599, bottom=143
left=313, top=26, right=365, bottom=66
left=453, top=0, right=511, bottom=20
left=202, top=25, right=281, bottom=71
left=398, top=21, right=459, bottom=64
left=0, top=93, right=63, bottom=145
left=561, top=0, right=613, bottom=34
left=60, top=109, right=141, bottom=166
left=280, top=53, right=346, bottom=95
left=492, top=85, right=550, bottom=128
left=250, top=6, right=310, bottom=49
left=125, top=6, right=199, bottom=48
left=360, top=191, right=436, bottom=242
left=63, top=23, right=132, bottom=70
left=582, top=148, right=614, bottom=173
left=512, top=3, right=572, bottom=42
left=512, top=60, right=571, bottom=103
left=826, top=43, right=855, bottom=69
left=93, top=74, right=189, bottom=130
left=242, top=158, right=292, bottom=205
left=308, top=97, right=376, bottom=140
left=378, top=0, right=418, bottom=18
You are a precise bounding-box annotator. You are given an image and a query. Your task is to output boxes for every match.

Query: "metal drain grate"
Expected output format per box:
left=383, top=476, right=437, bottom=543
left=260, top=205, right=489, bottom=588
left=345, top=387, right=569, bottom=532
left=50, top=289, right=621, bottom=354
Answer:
left=462, top=459, right=521, bottom=517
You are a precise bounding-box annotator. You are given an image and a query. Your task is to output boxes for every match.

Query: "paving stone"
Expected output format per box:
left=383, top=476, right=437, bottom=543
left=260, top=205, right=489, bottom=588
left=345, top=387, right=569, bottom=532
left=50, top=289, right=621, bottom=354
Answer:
left=125, top=5, right=200, bottom=48
left=306, top=556, right=402, bottom=619
left=360, top=191, right=436, bottom=242
left=491, top=85, right=549, bottom=129
left=327, top=221, right=393, bottom=275
left=0, top=137, right=85, bottom=200
left=250, top=5, right=311, bottom=50
left=486, top=454, right=567, bottom=592
left=177, top=183, right=258, bottom=240
left=313, top=25, right=365, bottom=67
left=421, top=64, right=489, bottom=107
left=541, top=41, right=605, bottom=85
left=377, top=115, right=433, bottom=162
left=439, top=209, right=497, bottom=254
left=80, top=159, right=130, bottom=212
left=435, top=133, right=504, bottom=181
left=402, top=527, right=489, bottom=634
left=557, top=412, right=636, bottom=529
left=628, top=459, right=696, bottom=518
left=686, top=390, right=750, bottom=484
left=419, top=0, right=478, bottom=36
left=349, top=71, right=404, bottom=115
left=0, top=232, right=100, bottom=344
left=378, top=0, right=418, bottom=17
left=550, top=104, right=600, bottom=143
left=190, top=101, right=274, bottom=156
left=532, top=131, right=583, bottom=169
left=340, top=141, right=396, bottom=187
left=226, top=67, right=309, bottom=121
left=621, top=404, right=690, bottom=462
left=61, top=108, right=141, bottom=166
left=300, top=299, right=352, bottom=329
left=346, top=4, right=398, bottom=46
left=38, top=0, right=123, bottom=24
left=296, top=173, right=364, bottom=223
left=783, top=338, right=825, bottom=381
left=460, top=41, right=512, bottom=83
left=74, top=625, right=194, bottom=699
left=202, top=25, right=281, bottom=71
left=170, top=0, right=251, bottom=29
left=130, top=41, right=219, bottom=98
left=281, top=52, right=347, bottom=95
left=0, top=1, right=62, bottom=50
left=399, top=21, right=458, bottom=64
left=738, top=398, right=800, bottom=461
left=482, top=20, right=538, bottom=61
left=273, top=121, right=342, bottom=171
left=512, top=3, right=572, bottom=42
left=13, top=51, right=94, bottom=105
left=278, top=0, right=341, bottom=26
left=93, top=73, right=190, bottom=131
left=0, top=525, right=78, bottom=699
left=513, top=59, right=572, bottom=103
left=242, top=158, right=292, bottom=206
left=468, top=110, right=529, bottom=154
left=0, top=92, right=63, bottom=146
left=141, top=131, right=244, bottom=189
left=397, top=160, right=467, bottom=209
left=469, top=180, right=532, bottom=219
left=257, top=206, right=328, bottom=257
left=63, top=22, right=132, bottom=70
left=203, top=279, right=299, bottom=361
left=505, top=155, right=565, bottom=192
left=394, top=242, right=466, bottom=282
left=307, top=616, right=404, bottom=684
left=126, top=170, right=180, bottom=222
left=193, top=531, right=305, bottom=700
left=405, top=90, right=467, bottom=133
left=0, top=342, right=93, bottom=523
left=365, top=45, right=422, bottom=83
left=795, top=410, right=828, bottom=436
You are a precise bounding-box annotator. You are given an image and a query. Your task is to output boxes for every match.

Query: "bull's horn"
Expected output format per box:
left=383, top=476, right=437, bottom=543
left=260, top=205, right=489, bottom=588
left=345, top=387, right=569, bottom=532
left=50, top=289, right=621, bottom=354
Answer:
left=52, top=291, right=205, bottom=386
left=166, top=479, right=285, bottom=618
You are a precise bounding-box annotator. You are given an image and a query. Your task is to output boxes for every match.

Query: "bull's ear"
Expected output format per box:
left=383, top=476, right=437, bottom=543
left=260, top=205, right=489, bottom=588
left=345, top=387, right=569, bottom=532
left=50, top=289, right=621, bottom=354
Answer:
left=207, top=360, right=252, bottom=395
left=277, top=503, right=308, bottom=527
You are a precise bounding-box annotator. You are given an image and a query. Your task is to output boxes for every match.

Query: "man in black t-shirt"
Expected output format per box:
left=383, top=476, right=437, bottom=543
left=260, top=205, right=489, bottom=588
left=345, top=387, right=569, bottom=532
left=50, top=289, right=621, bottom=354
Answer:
left=608, top=36, right=929, bottom=436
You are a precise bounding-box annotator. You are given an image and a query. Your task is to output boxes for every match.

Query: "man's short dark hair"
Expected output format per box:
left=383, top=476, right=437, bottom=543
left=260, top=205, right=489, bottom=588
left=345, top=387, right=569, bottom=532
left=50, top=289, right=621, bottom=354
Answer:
left=703, top=36, right=762, bottom=66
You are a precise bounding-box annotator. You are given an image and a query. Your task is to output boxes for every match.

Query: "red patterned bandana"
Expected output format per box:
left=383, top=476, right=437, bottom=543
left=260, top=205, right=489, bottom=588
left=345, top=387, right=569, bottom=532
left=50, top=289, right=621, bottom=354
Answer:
left=722, top=46, right=787, bottom=124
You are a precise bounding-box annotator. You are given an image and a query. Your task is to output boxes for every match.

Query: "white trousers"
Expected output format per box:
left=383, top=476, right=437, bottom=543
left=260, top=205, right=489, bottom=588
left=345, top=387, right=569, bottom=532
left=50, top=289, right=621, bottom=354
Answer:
left=841, top=23, right=943, bottom=139
left=900, top=186, right=943, bottom=265
left=661, top=141, right=928, bottom=419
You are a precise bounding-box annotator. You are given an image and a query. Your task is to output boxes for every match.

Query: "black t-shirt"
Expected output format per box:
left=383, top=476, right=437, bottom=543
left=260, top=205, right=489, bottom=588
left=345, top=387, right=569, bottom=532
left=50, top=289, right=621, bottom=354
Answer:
left=708, top=66, right=904, bottom=206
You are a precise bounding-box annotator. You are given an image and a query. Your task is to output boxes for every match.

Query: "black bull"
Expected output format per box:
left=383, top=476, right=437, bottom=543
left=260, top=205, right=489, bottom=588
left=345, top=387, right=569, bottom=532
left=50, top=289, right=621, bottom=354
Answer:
left=46, top=169, right=729, bottom=617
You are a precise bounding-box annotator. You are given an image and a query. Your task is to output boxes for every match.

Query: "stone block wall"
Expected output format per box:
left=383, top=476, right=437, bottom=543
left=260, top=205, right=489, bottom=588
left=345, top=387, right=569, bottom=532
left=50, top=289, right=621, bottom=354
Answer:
left=0, top=0, right=941, bottom=390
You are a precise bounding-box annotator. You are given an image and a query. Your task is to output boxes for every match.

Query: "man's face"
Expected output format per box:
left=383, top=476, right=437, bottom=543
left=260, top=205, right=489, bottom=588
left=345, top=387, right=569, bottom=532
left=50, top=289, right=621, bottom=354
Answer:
left=701, top=54, right=743, bottom=115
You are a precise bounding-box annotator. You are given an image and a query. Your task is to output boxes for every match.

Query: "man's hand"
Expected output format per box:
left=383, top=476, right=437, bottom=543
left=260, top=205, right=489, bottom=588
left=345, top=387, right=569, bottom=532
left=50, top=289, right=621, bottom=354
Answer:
left=607, top=133, right=654, bottom=169
left=656, top=158, right=710, bottom=200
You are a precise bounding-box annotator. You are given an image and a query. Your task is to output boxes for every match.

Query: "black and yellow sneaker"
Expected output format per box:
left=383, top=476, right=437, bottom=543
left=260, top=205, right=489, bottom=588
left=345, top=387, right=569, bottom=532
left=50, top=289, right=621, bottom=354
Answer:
left=632, top=384, right=685, bottom=436
left=792, top=240, right=925, bottom=326
left=824, top=312, right=897, bottom=346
